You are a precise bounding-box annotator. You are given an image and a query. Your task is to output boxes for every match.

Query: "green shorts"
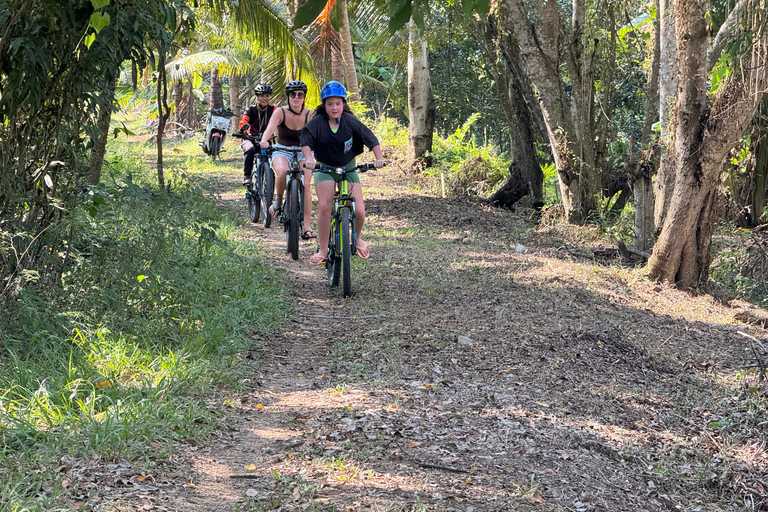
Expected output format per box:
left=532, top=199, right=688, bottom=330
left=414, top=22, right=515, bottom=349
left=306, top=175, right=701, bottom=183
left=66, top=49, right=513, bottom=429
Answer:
left=313, top=160, right=361, bottom=185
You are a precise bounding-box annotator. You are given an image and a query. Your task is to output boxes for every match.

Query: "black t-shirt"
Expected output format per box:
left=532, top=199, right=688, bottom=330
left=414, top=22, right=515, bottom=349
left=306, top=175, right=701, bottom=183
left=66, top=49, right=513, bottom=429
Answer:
left=300, top=112, right=379, bottom=167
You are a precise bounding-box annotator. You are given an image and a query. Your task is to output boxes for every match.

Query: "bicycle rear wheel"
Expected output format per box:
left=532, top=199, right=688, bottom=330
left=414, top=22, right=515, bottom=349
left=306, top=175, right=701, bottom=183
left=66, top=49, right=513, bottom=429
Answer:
left=341, top=208, right=352, bottom=297
left=286, top=180, right=300, bottom=260
left=246, top=187, right=259, bottom=223
left=327, top=216, right=340, bottom=287
left=260, top=162, right=273, bottom=228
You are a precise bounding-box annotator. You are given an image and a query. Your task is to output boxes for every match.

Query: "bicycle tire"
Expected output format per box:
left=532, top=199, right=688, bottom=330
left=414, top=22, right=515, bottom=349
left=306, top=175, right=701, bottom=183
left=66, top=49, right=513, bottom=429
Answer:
left=286, top=180, right=300, bottom=260
left=260, top=162, right=273, bottom=228
left=209, top=135, right=222, bottom=161
left=327, top=216, right=340, bottom=287
left=247, top=189, right=259, bottom=223
left=341, top=208, right=352, bottom=297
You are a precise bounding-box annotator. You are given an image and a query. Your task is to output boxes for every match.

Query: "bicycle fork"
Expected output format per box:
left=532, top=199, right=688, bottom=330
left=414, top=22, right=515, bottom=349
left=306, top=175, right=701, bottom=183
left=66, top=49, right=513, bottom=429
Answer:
left=333, top=198, right=357, bottom=256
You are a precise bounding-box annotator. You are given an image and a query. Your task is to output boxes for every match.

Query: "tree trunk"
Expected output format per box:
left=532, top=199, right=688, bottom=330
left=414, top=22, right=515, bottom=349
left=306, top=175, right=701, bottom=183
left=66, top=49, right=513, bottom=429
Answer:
left=337, top=0, right=359, bottom=101
left=750, top=102, right=768, bottom=226
left=648, top=0, right=768, bottom=288
left=87, top=77, right=117, bottom=185
left=406, top=18, right=435, bottom=172
left=653, top=0, right=678, bottom=230
left=156, top=50, right=170, bottom=189
left=501, top=0, right=598, bottom=223
left=473, top=12, right=542, bottom=206
left=172, top=79, right=183, bottom=122
left=209, top=67, right=224, bottom=110
left=332, top=44, right=345, bottom=83
left=630, top=0, right=661, bottom=252
left=229, top=73, right=241, bottom=116
left=177, top=79, right=197, bottom=128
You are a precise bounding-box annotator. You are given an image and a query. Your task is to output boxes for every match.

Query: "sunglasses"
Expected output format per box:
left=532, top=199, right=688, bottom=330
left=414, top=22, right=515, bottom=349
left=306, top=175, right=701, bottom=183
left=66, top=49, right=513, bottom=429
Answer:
left=289, top=92, right=305, bottom=99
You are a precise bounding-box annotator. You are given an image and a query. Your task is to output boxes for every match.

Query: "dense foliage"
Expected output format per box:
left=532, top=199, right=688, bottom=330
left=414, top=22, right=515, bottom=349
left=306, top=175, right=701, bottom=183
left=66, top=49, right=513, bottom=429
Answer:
left=0, top=0, right=192, bottom=302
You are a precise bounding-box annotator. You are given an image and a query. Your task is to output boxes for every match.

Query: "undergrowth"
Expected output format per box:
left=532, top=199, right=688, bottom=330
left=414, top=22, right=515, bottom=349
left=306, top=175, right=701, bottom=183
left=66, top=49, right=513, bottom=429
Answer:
left=0, top=152, right=286, bottom=510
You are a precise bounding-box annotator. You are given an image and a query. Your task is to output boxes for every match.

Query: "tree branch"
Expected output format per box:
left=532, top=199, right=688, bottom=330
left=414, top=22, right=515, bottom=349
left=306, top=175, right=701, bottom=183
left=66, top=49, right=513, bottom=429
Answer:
left=707, top=0, right=749, bottom=73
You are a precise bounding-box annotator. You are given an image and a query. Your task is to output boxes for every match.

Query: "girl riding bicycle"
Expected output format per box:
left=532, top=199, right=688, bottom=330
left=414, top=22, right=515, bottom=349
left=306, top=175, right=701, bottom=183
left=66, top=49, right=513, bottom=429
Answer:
left=300, top=81, right=386, bottom=266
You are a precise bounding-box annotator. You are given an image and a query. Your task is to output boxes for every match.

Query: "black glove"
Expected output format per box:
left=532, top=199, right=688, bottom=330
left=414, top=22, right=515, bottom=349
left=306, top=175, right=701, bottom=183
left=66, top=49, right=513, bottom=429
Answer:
left=240, top=123, right=250, bottom=134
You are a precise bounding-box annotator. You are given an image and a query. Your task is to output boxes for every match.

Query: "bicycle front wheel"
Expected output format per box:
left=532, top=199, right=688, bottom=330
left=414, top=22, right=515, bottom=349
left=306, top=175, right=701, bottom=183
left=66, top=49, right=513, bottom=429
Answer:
left=260, top=162, right=273, bottom=228
left=286, top=180, right=300, bottom=260
left=341, top=208, right=352, bottom=297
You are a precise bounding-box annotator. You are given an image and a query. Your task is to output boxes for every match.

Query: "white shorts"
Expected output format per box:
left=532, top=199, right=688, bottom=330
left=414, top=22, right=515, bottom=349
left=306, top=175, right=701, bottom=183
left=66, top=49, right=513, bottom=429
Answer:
left=271, top=144, right=305, bottom=167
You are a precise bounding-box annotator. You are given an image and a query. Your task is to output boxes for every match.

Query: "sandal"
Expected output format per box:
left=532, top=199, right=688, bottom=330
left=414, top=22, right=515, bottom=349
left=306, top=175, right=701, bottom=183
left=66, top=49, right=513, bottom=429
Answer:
left=268, top=198, right=282, bottom=218
left=356, top=240, right=370, bottom=259
left=309, top=252, right=327, bottom=266
left=301, top=230, right=317, bottom=240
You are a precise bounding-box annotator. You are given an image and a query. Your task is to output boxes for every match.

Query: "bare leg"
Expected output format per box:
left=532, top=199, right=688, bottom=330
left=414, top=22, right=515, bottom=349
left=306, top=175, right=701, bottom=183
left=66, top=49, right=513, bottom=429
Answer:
left=269, top=155, right=289, bottom=216
left=311, top=180, right=335, bottom=264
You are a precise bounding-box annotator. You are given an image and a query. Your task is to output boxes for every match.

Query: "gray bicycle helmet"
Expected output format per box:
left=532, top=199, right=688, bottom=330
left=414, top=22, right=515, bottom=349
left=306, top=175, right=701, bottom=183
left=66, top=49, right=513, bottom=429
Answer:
left=254, top=83, right=273, bottom=95
left=285, top=80, right=308, bottom=94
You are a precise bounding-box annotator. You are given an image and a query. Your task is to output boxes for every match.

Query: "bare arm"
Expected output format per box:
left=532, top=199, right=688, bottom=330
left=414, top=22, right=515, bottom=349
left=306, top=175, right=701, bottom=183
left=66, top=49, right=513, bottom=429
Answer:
left=259, top=108, right=283, bottom=148
left=371, top=145, right=385, bottom=168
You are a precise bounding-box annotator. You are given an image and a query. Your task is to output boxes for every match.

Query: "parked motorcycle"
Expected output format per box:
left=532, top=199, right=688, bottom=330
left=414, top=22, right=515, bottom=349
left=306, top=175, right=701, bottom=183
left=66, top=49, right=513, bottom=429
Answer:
left=200, top=107, right=235, bottom=160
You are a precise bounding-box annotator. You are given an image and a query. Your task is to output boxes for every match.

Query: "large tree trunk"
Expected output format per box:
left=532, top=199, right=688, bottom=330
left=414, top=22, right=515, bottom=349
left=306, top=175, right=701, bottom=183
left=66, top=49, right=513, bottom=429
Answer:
left=473, top=12, right=542, bottom=207
left=209, top=67, right=224, bottom=110
left=648, top=0, right=768, bottom=288
left=337, top=0, right=359, bottom=101
left=229, top=73, right=241, bottom=116
left=406, top=18, right=435, bottom=172
left=653, top=0, right=678, bottom=230
left=87, top=77, right=117, bottom=185
left=501, top=0, right=598, bottom=223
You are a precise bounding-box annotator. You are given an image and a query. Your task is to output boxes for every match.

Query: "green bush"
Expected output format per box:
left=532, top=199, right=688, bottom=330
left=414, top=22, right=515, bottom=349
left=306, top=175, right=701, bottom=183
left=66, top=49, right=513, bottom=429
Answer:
left=0, top=161, right=285, bottom=510
left=428, top=113, right=511, bottom=196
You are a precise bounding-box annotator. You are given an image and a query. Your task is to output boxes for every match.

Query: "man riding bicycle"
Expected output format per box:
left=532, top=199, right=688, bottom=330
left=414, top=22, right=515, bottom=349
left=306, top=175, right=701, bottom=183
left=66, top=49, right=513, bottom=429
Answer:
left=259, top=80, right=316, bottom=239
left=238, top=83, right=275, bottom=185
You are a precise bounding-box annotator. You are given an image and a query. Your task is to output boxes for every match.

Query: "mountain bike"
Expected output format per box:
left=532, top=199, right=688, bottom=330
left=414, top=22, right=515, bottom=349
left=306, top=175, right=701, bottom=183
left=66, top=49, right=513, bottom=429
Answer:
left=275, top=147, right=305, bottom=260
left=233, top=133, right=275, bottom=227
left=314, top=163, right=376, bottom=297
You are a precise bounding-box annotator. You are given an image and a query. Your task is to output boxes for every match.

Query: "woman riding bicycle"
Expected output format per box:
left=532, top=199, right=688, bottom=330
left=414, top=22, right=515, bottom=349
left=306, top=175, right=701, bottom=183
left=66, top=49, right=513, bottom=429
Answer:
left=300, top=81, right=386, bottom=266
left=259, top=80, right=315, bottom=238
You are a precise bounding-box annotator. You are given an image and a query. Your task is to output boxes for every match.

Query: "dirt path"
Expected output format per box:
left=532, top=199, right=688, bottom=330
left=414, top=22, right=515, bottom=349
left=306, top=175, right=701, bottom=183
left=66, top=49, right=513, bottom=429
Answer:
left=134, top=165, right=767, bottom=512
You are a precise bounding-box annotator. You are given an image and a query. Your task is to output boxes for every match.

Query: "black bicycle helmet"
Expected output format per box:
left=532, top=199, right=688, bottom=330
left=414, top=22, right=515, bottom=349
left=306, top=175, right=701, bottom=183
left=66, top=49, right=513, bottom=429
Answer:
left=285, top=80, right=308, bottom=94
left=254, top=83, right=273, bottom=95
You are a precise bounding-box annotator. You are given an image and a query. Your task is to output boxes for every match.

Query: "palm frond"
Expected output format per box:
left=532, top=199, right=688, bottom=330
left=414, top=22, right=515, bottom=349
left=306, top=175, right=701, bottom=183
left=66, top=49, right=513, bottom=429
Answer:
left=166, top=50, right=242, bottom=80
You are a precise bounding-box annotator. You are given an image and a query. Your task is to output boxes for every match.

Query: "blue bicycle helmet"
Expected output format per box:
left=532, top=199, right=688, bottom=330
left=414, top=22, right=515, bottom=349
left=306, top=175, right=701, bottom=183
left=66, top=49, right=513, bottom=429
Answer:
left=320, top=81, right=348, bottom=101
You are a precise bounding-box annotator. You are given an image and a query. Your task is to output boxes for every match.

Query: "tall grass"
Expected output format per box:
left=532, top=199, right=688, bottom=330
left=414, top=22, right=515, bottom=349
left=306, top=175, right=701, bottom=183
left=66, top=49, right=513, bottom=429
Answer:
left=0, top=147, right=285, bottom=510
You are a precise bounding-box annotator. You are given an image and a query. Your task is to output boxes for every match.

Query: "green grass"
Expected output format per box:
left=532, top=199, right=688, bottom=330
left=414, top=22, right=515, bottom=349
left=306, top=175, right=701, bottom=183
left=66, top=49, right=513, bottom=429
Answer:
left=0, top=136, right=286, bottom=510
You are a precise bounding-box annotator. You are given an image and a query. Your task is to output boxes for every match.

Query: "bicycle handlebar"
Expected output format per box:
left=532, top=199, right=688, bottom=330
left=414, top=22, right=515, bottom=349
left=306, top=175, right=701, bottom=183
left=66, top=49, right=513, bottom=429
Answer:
left=314, top=163, right=381, bottom=174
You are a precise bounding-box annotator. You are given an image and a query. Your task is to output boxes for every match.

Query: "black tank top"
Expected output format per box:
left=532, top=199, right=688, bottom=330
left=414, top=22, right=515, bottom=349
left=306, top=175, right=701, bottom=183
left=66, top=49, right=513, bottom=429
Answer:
left=277, top=107, right=310, bottom=146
